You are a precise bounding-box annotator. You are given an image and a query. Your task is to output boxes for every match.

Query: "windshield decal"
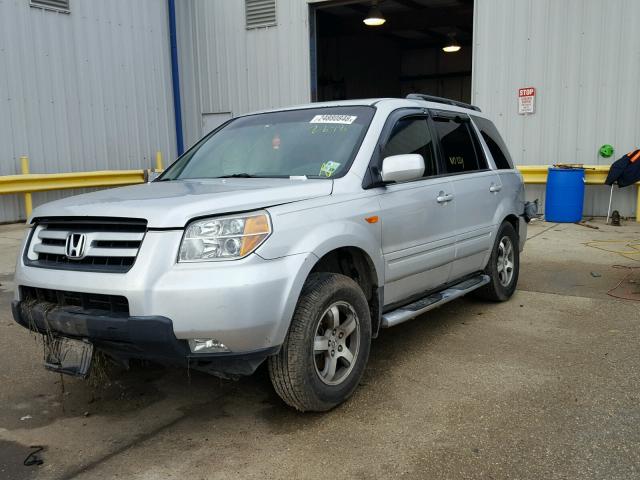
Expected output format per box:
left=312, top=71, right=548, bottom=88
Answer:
left=319, top=161, right=341, bottom=177
left=310, top=114, right=357, bottom=125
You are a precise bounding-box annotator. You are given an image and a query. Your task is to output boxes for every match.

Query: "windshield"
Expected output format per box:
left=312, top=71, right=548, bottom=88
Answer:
left=160, top=106, right=375, bottom=180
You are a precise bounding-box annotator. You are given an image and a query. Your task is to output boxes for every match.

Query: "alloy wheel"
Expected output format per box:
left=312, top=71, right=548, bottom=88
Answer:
left=497, top=236, right=515, bottom=286
left=313, top=301, right=361, bottom=385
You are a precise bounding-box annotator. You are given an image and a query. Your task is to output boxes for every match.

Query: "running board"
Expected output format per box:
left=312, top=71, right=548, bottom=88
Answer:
left=381, top=274, right=490, bottom=328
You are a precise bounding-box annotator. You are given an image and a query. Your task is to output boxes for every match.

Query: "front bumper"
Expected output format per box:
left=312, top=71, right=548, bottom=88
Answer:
left=14, top=230, right=318, bottom=354
left=12, top=299, right=278, bottom=376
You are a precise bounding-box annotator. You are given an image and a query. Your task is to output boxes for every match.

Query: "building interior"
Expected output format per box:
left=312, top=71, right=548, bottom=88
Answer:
left=314, top=0, right=474, bottom=102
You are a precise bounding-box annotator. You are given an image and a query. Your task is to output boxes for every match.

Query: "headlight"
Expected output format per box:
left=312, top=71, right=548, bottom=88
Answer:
left=179, top=211, right=271, bottom=262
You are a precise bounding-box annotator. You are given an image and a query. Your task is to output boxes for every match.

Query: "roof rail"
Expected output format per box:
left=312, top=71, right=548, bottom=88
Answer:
left=405, top=93, right=481, bottom=112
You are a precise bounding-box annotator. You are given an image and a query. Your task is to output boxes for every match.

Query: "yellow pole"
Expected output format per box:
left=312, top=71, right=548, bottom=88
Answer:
left=155, top=151, right=164, bottom=171
left=636, top=185, right=640, bottom=223
left=20, top=156, right=33, bottom=218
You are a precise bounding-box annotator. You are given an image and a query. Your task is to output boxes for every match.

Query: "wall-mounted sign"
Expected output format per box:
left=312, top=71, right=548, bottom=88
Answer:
left=518, top=87, right=536, bottom=114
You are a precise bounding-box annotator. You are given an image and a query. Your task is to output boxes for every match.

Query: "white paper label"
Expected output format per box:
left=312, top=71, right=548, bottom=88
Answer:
left=310, top=114, right=357, bottom=125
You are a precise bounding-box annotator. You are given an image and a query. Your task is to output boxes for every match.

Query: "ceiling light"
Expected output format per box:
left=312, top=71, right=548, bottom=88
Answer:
left=442, top=33, right=461, bottom=53
left=364, top=2, right=385, bottom=26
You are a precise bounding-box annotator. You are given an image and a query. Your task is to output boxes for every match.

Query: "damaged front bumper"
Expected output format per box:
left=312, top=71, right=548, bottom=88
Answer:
left=11, top=300, right=278, bottom=377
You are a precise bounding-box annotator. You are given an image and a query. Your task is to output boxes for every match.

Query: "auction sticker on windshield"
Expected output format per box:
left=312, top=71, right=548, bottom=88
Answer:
left=310, top=115, right=357, bottom=125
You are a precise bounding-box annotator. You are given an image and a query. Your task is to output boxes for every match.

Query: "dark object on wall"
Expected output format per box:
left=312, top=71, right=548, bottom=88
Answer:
left=605, top=149, right=640, bottom=187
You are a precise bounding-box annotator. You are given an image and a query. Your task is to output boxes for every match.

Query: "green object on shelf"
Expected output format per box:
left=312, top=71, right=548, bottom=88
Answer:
left=599, top=144, right=614, bottom=158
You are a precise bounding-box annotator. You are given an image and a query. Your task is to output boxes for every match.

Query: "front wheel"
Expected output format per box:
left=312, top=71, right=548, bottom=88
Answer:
left=475, top=221, right=520, bottom=301
left=268, top=273, right=371, bottom=412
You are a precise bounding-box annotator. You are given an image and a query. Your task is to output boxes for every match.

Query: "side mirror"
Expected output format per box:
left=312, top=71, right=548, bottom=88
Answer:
left=381, top=154, right=425, bottom=184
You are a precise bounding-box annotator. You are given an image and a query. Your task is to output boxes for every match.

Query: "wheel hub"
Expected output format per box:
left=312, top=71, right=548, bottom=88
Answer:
left=313, top=301, right=361, bottom=386
left=497, top=236, right=515, bottom=287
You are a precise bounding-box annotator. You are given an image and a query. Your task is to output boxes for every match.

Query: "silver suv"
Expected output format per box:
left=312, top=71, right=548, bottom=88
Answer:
left=13, top=95, right=528, bottom=411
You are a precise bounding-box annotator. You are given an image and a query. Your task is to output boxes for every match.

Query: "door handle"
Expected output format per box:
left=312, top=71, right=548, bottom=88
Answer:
left=436, top=192, right=454, bottom=203
left=489, top=184, right=502, bottom=193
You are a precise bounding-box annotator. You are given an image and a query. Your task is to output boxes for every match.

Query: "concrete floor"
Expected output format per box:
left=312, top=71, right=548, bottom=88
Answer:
left=0, top=219, right=639, bottom=480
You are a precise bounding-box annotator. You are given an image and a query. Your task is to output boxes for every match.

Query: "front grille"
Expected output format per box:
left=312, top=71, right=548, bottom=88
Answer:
left=21, top=286, right=130, bottom=315
left=26, top=217, right=147, bottom=273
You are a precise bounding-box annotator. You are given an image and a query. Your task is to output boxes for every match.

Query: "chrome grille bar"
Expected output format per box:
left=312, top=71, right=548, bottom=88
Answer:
left=26, top=218, right=147, bottom=273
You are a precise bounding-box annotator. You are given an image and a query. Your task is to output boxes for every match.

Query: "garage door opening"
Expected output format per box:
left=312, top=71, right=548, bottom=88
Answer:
left=311, top=0, right=474, bottom=103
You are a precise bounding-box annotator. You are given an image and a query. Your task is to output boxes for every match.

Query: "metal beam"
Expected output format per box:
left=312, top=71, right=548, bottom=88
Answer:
left=344, top=3, right=369, bottom=15
left=400, top=70, right=472, bottom=81
left=167, top=0, right=184, bottom=156
left=393, top=0, right=426, bottom=10
left=317, top=8, right=473, bottom=35
left=0, top=171, right=146, bottom=195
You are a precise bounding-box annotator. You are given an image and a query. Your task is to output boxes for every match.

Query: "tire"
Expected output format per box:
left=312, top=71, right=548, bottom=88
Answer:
left=268, top=273, right=371, bottom=412
left=474, top=221, right=520, bottom=301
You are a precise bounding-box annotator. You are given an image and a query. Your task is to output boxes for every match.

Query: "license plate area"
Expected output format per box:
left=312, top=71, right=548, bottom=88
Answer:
left=44, top=336, right=94, bottom=378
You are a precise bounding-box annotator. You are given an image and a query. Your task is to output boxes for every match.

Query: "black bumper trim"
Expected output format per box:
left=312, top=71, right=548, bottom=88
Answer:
left=12, top=300, right=278, bottom=376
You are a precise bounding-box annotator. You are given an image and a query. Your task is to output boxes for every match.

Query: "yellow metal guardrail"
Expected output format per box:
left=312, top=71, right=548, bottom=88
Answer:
left=517, top=165, right=611, bottom=184
left=0, top=153, right=164, bottom=217
left=0, top=169, right=147, bottom=195
left=0, top=158, right=638, bottom=222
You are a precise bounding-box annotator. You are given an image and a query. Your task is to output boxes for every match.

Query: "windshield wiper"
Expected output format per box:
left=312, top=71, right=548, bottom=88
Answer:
left=216, top=173, right=292, bottom=179
left=216, top=173, right=259, bottom=178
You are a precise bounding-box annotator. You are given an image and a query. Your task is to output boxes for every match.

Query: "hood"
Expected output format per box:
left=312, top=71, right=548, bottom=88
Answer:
left=30, top=178, right=333, bottom=228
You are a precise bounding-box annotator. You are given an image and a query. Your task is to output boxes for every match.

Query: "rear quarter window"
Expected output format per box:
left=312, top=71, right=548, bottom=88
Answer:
left=471, top=116, right=514, bottom=169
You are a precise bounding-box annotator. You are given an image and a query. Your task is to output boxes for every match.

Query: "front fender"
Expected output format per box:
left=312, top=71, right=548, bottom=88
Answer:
left=258, top=195, right=384, bottom=287
left=252, top=196, right=384, bottom=345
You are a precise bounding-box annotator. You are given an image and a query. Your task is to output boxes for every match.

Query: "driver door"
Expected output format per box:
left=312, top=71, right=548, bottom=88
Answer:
left=377, top=114, right=457, bottom=306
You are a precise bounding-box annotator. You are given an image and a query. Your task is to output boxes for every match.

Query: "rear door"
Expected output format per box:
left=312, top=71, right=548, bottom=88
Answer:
left=376, top=112, right=456, bottom=305
left=429, top=111, right=501, bottom=281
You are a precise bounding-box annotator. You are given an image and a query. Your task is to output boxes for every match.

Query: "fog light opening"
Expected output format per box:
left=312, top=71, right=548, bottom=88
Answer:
left=188, top=338, right=229, bottom=354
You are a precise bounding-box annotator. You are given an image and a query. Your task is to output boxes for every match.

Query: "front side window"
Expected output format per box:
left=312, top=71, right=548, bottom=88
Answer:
left=382, top=117, right=437, bottom=177
left=432, top=115, right=487, bottom=174
left=160, top=106, right=375, bottom=180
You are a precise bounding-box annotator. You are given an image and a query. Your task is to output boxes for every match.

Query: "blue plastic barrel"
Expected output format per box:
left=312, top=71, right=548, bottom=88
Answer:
left=545, top=167, right=585, bottom=222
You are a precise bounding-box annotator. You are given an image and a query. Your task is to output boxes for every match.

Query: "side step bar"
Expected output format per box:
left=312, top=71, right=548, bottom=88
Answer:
left=381, top=274, right=490, bottom=328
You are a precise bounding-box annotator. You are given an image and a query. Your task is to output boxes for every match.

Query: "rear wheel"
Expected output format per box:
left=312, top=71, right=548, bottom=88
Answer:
left=268, top=273, right=371, bottom=412
left=475, top=221, right=520, bottom=301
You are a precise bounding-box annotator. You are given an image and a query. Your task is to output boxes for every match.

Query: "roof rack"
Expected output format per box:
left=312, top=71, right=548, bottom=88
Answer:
left=405, top=93, right=481, bottom=112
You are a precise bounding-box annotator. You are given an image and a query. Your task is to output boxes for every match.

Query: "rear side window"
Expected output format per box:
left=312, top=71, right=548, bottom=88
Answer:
left=431, top=115, right=486, bottom=174
left=382, top=117, right=437, bottom=177
left=472, top=116, right=514, bottom=169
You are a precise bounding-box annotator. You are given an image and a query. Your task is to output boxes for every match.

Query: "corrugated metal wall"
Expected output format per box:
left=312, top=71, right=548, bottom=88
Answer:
left=473, top=0, right=640, bottom=217
left=0, top=0, right=176, bottom=222
left=176, top=0, right=312, bottom=149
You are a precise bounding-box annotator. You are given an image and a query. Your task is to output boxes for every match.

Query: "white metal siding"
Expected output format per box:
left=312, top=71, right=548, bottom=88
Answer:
left=176, top=0, right=312, bottom=148
left=473, top=0, right=640, bottom=217
left=0, top=0, right=176, bottom=222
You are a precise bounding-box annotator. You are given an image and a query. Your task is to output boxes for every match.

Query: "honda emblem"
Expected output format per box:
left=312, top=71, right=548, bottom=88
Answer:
left=65, top=233, right=87, bottom=259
